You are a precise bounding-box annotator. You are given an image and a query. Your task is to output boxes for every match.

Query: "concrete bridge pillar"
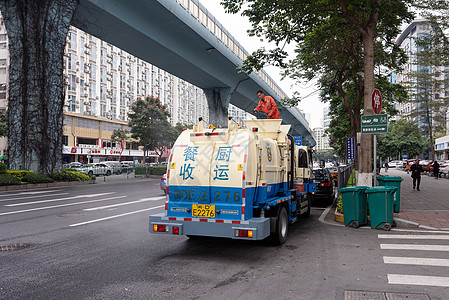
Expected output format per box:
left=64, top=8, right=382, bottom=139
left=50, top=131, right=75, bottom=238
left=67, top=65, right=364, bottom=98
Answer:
left=203, top=87, right=231, bottom=128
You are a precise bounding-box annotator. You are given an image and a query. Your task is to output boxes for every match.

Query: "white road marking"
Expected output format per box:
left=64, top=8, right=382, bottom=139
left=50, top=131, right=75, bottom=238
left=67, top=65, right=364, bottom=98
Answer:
left=387, top=274, right=449, bottom=287
left=70, top=205, right=165, bottom=227
left=0, top=189, right=62, bottom=197
left=5, top=193, right=115, bottom=206
left=380, top=244, right=449, bottom=251
left=384, top=256, right=449, bottom=267
left=378, top=234, right=449, bottom=240
left=0, top=196, right=126, bottom=216
left=0, top=193, right=69, bottom=202
left=83, top=197, right=164, bottom=211
left=391, top=228, right=449, bottom=234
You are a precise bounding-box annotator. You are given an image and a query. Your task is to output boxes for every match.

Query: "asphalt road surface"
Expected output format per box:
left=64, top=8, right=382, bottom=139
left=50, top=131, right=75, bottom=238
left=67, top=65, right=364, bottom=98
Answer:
left=1, top=179, right=448, bottom=299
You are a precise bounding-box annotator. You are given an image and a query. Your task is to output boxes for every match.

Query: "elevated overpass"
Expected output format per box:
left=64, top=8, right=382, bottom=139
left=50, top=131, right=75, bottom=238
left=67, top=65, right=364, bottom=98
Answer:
left=72, top=0, right=316, bottom=146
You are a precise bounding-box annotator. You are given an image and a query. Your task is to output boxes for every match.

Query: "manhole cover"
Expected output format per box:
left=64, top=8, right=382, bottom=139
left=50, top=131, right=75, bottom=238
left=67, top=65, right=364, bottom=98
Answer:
left=344, top=291, right=430, bottom=300
left=57, top=212, right=86, bottom=217
left=0, top=243, right=35, bottom=252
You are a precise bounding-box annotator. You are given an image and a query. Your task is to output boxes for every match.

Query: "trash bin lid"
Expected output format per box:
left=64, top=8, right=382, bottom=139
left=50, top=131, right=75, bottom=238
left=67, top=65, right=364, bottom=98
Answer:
left=339, top=186, right=369, bottom=193
left=377, top=176, right=404, bottom=182
left=365, top=186, right=397, bottom=193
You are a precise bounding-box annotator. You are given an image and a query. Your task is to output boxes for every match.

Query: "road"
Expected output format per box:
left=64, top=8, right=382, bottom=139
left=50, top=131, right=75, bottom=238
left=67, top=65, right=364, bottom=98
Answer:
left=1, top=179, right=448, bottom=299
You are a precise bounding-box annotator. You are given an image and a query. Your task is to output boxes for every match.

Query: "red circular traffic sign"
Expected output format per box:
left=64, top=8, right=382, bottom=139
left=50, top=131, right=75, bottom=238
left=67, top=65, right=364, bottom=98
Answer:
left=372, top=88, right=382, bottom=114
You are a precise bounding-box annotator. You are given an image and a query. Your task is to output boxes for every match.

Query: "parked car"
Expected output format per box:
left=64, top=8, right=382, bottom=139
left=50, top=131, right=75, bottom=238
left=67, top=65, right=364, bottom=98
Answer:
left=440, top=164, right=449, bottom=178
left=78, top=163, right=112, bottom=177
left=103, top=161, right=122, bottom=174
left=312, top=168, right=334, bottom=204
left=63, top=162, right=83, bottom=169
left=160, top=173, right=167, bottom=195
left=121, top=161, right=134, bottom=173
left=386, top=160, right=402, bottom=168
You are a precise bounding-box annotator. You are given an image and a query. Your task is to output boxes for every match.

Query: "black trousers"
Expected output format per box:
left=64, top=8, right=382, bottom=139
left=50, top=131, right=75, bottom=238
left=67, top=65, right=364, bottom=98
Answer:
left=413, top=176, right=421, bottom=189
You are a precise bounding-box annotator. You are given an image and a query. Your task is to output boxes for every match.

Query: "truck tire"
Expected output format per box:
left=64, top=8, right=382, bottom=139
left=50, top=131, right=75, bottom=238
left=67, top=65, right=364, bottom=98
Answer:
left=106, top=170, right=112, bottom=176
left=272, top=206, right=288, bottom=245
left=88, top=171, right=93, bottom=176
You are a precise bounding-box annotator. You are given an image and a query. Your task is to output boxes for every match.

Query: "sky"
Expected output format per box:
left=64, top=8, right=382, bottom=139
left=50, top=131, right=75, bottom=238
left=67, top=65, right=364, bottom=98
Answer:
left=200, top=1, right=326, bottom=128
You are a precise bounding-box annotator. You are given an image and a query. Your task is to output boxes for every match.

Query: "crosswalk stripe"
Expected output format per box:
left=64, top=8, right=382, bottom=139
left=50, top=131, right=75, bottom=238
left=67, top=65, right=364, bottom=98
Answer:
left=378, top=234, right=449, bottom=240
left=83, top=197, right=165, bottom=211
left=384, top=256, right=449, bottom=267
left=0, top=193, right=69, bottom=202
left=5, top=193, right=115, bottom=206
left=70, top=205, right=165, bottom=227
left=387, top=274, right=449, bottom=287
left=0, top=196, right=126, bottom=216
left=380, top=244, right=449, bottom=251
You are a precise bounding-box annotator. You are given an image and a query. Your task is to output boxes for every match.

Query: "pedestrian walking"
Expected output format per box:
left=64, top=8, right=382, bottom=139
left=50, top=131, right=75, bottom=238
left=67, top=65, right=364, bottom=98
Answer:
left=385, top=162, right=389, bottom=172
left=433, top=160, right=440, bottom=179
left=410, top=159, right=423, bottom=191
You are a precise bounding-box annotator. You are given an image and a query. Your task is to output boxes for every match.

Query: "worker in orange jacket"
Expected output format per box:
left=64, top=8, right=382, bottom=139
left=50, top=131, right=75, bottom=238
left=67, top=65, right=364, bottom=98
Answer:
left=253, top=90, right=280, bottom=119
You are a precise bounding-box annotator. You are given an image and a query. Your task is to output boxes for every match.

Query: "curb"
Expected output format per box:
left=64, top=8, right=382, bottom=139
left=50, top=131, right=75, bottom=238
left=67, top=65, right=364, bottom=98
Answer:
left=0, top=180, right=96, bottom=192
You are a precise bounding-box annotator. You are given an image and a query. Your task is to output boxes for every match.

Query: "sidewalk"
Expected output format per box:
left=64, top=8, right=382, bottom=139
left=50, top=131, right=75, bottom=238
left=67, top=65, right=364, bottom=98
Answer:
left=380, top=168, right=449, bottom=230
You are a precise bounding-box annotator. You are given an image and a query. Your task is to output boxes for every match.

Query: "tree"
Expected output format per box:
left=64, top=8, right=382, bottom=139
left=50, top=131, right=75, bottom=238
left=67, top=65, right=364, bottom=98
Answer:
left=221, top=0, right=413, bottom=185
left=0, top=0, right=78, bottom=173
left=377, top=119, right=427, bottom=159
left=128, top=96, right=173, bottom=163
left=110, top=129, right=129, bottom=162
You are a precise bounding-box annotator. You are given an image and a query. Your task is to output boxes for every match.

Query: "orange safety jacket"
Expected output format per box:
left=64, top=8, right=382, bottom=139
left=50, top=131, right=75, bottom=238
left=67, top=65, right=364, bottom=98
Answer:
left=255, top=96, right=280, bottom=119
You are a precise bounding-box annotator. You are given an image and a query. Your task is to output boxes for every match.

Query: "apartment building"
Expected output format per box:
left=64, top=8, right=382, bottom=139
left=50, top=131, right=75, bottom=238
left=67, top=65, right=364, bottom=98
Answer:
left=0, top=19, right=252, bottom=164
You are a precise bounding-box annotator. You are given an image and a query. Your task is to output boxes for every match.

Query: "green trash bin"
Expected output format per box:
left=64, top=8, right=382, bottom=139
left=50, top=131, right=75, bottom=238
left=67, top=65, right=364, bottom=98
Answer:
left=365, top=186, right=397, bottom=231
left=340, top=186, right=369, bottom=228
left=377, top=176, right=404, bottom=213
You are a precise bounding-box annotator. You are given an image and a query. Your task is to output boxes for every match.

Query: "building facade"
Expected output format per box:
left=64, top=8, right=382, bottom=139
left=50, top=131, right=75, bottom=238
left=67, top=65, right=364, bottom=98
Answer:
left=0, top=20, right=251, bottom=164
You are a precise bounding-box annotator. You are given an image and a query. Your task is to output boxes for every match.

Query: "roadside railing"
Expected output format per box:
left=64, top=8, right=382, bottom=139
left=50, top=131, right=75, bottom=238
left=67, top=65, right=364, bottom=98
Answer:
left=337, top=164, right=354, bottom=192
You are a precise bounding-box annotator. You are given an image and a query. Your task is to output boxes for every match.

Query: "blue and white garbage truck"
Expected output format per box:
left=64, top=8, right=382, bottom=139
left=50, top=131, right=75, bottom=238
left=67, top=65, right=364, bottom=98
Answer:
left=149, top=118, right=316, bottom=244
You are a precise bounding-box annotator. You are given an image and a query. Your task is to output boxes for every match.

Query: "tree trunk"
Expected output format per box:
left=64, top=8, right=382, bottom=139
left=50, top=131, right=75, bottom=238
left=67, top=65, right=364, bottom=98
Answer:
left=0, top=0, right=78, bottom=173
left=358, top=31, right=376, bottom=186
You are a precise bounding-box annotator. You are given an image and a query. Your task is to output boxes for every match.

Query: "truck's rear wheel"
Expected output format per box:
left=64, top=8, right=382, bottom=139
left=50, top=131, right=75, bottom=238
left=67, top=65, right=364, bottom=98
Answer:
left=272, top=206, right=288, bottom=245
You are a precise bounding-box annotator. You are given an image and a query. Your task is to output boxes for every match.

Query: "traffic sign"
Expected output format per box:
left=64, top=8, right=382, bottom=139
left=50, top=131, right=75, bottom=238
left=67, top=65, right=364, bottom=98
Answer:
left=372, top=88, right=382, bottom=114
left=361, top=114, right=388, bottom=134
left=293, top=136, right=302, bottom=146
left=346, top=137, right=355, bottom=160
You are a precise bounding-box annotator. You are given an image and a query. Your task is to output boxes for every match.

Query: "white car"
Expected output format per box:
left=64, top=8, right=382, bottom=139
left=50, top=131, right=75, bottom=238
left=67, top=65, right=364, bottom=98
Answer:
left=78, top=163, right=112, bottom=177
left=386, top=160, right=402, bottom=168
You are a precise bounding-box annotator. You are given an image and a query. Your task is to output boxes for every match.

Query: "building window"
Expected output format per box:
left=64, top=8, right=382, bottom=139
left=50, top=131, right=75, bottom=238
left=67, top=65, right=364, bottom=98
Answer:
left=69, top=32, right=77, bottom=49
left=90, top=64, right=96, bottom=80
left=89, top=82, right=96, bottom=98
left=68, top=74, right=77, bottom=91
left=68, top=95, right=76, bottom=112
left=90, top=44, right=97, bottom=60
left=100, top=68, right=106, bottom=83
left=111, top=89, right=117, bottom=104
left=100, top=104, right=106, bottom=117
left=100, top=85, right=107, bottom=101
left=0, top=34, right=7, bottom=41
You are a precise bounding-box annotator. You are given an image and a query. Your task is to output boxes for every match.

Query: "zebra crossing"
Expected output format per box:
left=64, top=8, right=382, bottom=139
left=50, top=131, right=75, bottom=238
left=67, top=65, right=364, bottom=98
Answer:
left=378, top=229, right=449, bottom=288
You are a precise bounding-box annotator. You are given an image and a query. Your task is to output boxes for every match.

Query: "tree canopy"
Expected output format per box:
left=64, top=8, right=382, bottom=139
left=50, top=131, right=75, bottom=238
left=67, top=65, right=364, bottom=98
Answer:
left=377, top=119, right=427, bottom=159
left=128, top=96, right=177, bottom=161
left=221, top=0, right=414, bottom=182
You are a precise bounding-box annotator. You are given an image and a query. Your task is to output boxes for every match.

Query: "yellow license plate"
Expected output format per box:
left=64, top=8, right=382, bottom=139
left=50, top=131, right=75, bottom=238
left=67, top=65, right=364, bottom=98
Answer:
left=192, top=204, right=215, bottom=218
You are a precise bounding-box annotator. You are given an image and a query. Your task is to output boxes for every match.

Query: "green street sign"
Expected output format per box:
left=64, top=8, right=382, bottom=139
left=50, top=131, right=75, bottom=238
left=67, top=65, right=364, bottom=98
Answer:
left=361, top=114, right=388, bottom=134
